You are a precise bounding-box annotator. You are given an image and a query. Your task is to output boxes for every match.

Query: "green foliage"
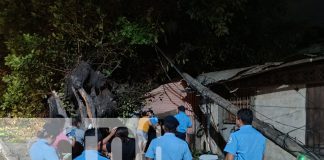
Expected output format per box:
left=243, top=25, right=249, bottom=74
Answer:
left=1, top=0, right=323, bottom=117
left=1, top=34, right=46, bottom=117
left=179, top=0, right=246, bottom=36
left=110, top=17, right=157, bottom=45
left=0, top=0, right=160, bottom=117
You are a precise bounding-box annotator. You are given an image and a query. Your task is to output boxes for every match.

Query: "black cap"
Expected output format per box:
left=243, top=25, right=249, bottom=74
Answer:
left=163, top=115, right=179, bottom=131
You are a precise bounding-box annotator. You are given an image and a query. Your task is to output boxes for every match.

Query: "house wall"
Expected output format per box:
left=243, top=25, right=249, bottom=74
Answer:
left=207, top=86, right=307, bottom=160
left=254, top=86, right=306, bottom=160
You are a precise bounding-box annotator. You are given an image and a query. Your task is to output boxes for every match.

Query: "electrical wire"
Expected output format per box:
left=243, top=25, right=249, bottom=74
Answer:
left=154, top=45, right=322, bottom=159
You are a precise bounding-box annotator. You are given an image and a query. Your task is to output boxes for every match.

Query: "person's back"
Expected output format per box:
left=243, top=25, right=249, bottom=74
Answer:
left=174, top=106, right=192, bottom=141
left=29, top=139, right=59, bottom=160
left=224, top=108, right=266, bottom=160
left=174, top=112, right=191, bottom=133
left=147, top=133, right=191, bottom=160
left=137, top=116, right=150, bottom=132
left=225, top=125, right=265, bottom=160
left=29, top=122, right=61, bottom=160
left=145, top=116, right=192, bottom=160
left=74, top=150, right=108, bottom=160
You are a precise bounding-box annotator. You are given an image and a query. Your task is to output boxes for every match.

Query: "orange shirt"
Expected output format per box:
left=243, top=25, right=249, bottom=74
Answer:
left=137, top=117, right=150, bottom=132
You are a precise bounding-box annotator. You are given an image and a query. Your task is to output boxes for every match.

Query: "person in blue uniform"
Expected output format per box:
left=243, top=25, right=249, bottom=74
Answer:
left=174, top=105, right=192, bottom=141
left=224, top=108, right=266, bottom=160
left=29, top=122, right=61, bottom=160
left=145, top=115, right=192, bottom=160
left=74, top=128, right=109, bottom=160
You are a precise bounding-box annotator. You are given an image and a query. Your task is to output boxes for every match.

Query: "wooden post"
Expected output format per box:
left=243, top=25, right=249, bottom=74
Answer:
left=182, top=73, right=320, bottom=160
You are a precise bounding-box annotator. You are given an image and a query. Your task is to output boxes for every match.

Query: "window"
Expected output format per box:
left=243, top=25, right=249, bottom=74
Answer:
left=223, top=96, right=252, bottom=124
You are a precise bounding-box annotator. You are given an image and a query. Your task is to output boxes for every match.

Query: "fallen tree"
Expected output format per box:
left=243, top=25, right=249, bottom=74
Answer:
left=48, top=62, right=118, bottom=128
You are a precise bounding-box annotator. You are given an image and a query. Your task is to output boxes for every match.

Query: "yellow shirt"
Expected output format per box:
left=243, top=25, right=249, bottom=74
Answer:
left=137, top=117, right=150, bottom=132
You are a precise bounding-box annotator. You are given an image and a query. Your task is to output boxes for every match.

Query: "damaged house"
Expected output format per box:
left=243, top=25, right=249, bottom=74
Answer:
left=197, top=56, right=324, bottom=159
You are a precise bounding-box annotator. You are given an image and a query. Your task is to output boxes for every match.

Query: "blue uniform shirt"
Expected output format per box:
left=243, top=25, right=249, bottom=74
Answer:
left=74, top=150, right=109, bottom=160
left=224, top=125, right=266, bottom=160
left=145, top=133, right=192, bottom=160
left=29, top=139, right=59, bottom=160
left=150, top=117, right=159, bottom=126
left=174, top=112, right=192, bottom=133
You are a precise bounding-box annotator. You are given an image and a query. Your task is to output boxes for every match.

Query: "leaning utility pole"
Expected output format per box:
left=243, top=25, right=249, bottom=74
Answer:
left=154, top=45, right=320, bottom=159
left=182, top=73, right=320, bottom=160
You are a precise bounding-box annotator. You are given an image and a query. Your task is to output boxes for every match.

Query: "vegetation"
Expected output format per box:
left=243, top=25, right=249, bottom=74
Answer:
left=0, top=0, right=323, bottom=117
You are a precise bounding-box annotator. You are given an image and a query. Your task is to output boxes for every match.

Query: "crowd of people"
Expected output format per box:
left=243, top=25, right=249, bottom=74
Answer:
left=28, top=106, right=266, bottom=160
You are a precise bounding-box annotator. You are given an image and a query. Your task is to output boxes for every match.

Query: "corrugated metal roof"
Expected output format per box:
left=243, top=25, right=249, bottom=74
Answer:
left=197, top=67, right=254, bottom=85
left=197, top=56, right=324, bottom=85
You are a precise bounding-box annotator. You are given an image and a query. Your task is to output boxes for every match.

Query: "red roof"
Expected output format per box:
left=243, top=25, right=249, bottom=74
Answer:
left=144, top=81, right=194, bottom=117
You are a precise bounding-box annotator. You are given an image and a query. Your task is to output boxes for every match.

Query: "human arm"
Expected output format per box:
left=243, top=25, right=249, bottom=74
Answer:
left=144, top=140, right=156, bottom=159
left=102, top=127, right=117, bottom=145
left=225, top=153, right=234, bottom=160
left=187, top=117, right=192, bottom=128
left=223, top=134, right=237, bottom=160
left=183, top=142, right=193, bottom=160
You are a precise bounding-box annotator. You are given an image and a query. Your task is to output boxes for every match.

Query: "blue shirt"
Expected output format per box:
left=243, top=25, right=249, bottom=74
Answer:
left=174, top=112, right=192, bottom=133
left=74, top=150, right=109, bottom=160
left=150, top=117, right=159, bottom=126
left=224, top=125, right=266, bottom=160
left=145, top=133, right=192, bottom=160
left=29, top=139, right=59, bottom=160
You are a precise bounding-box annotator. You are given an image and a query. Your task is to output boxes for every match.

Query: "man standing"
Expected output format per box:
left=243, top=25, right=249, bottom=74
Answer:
left=145, top=116, right=192, bottom=160
left=174, top=105, right=192, bottom=141
left=224, top=108, right=266, bottom=160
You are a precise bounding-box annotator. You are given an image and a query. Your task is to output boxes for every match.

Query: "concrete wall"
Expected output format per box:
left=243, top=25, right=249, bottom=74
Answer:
left=253, top=86, right=306, bottom=160
left=206, top=85, right=307, bottom=160
left=254, top=86, right=306, bottom=143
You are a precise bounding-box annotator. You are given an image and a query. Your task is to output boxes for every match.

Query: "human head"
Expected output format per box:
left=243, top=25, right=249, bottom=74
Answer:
left=72, top=117, right=82, bottom=128
left=115, top=127, right=128, bottom=138
left=236, top=108, right=253, bottom=127
left=163, top=116, right=179, bottom=133
left=115, top=127, right=129, bottom=142
left=83, top=128, right=103, bottom=150
left=147, top=109, right=154, bottom=117
left=141, top=110, right=147, bottom=117
left=178, top=105, right=186, bottom=113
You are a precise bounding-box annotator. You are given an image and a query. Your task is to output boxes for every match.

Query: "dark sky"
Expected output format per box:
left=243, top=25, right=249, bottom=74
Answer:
left=286, top=0, right=324, bottom=26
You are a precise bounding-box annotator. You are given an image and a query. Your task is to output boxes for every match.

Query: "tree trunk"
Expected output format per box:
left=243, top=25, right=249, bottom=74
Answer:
left=72, top=87, right=89, bottom=128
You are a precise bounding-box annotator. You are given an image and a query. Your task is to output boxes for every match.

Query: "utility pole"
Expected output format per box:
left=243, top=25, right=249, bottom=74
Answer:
left=154, top=45, right=320, bottom=159
left=182, top=72, right=320, bottom=160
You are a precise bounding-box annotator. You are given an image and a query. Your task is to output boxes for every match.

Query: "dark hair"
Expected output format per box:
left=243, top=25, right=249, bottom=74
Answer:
left=72, top=117, right=81, bottom=127
left=115, top=127, right=129, bottom=143
left=72, top=141, right=84, bottom=159
left=147, top=109, right=154, bottom=115
left=237, top=108, right=253, bottom=125
left=84, top=128, right=103, bottom=148
left=163, top=116, right=179, bottom=133
left=141, top=110, right=147, bottom=117
left=178, top=105, right=186, bottom=112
